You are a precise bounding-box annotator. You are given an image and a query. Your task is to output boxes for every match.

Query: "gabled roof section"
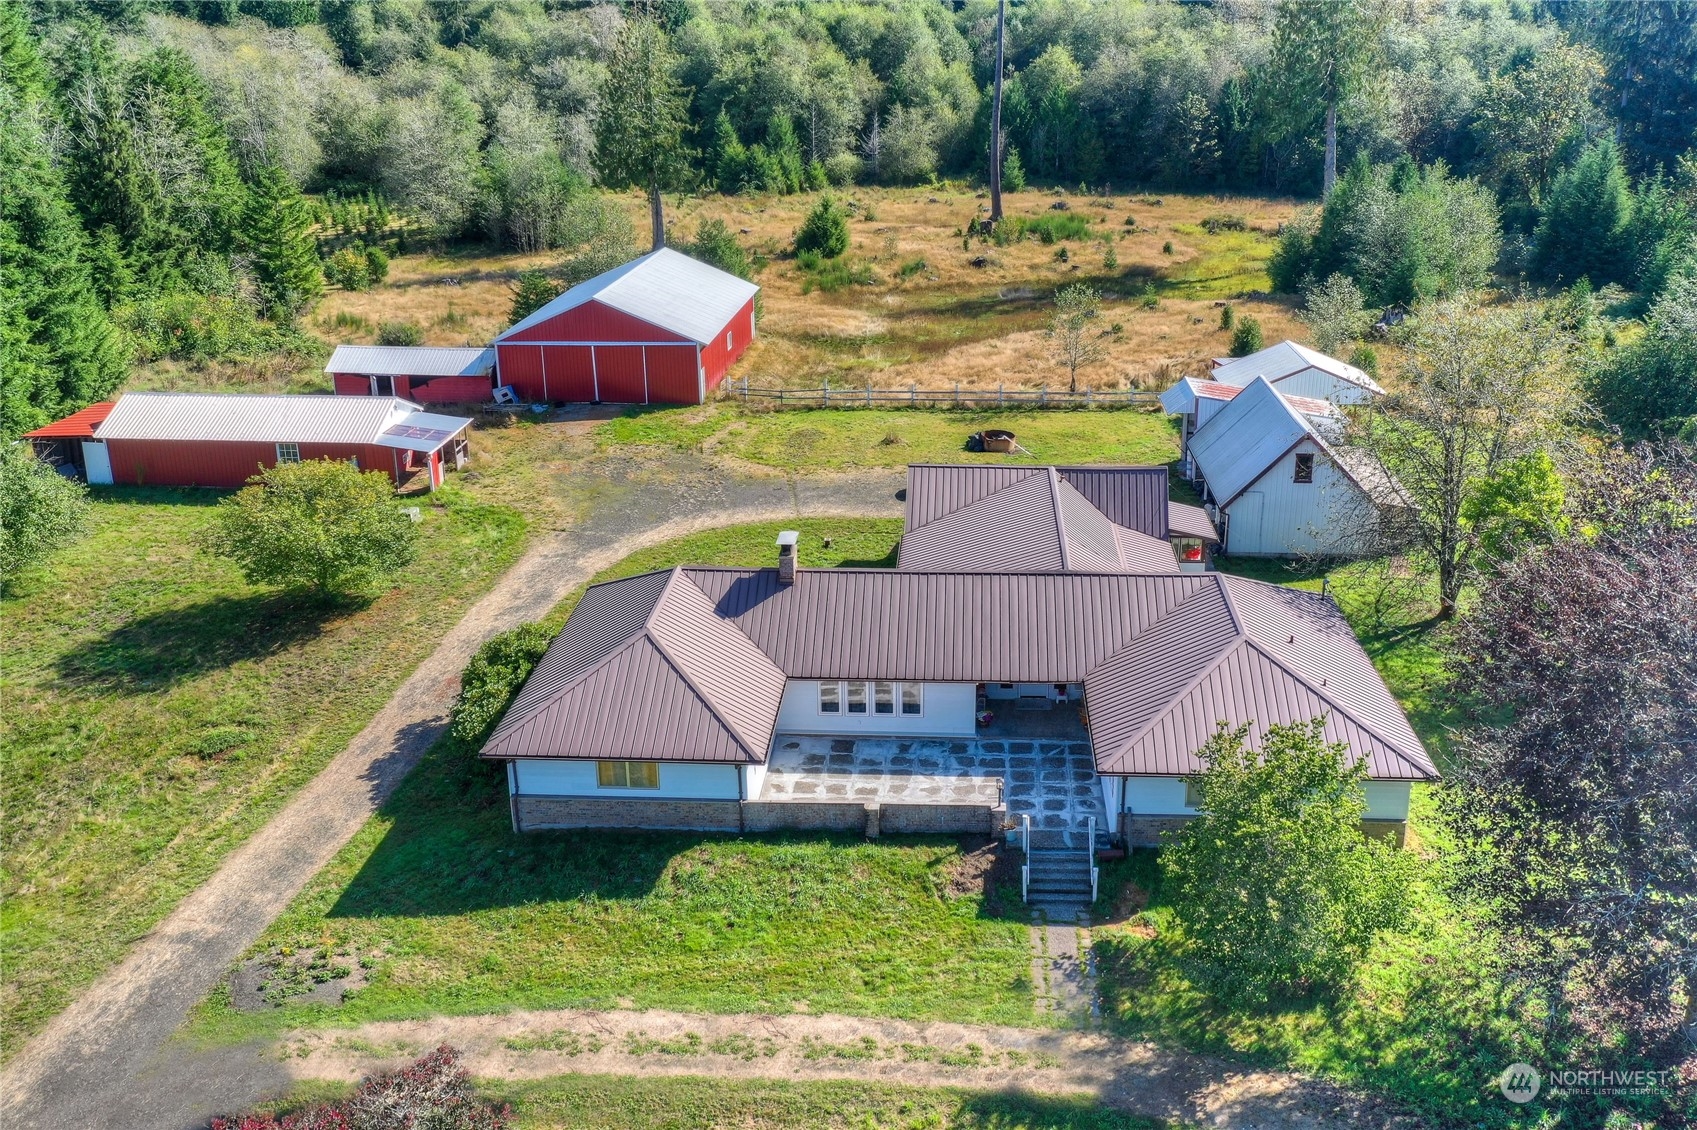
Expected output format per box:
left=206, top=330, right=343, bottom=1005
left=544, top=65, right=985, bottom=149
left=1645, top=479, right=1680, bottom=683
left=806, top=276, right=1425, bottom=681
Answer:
left=24, top=401, right=116, bottom=440
left=899, top=465, right=1178, bottom=573
left=324, top=345, right=493, bottom=378
left=1159, top=377, right=1242, bottom=417
left=1209, top=340, right=1385, bottom=396
left=91, top=392, right=421, bottom=445
left=497, top=247, right=760, bottom=345
left=1167, top=501, right=1219, bottom=542
left=1053, top=466, right=1169, bottom=538
left=1187, top=377, right=1317, bottom=507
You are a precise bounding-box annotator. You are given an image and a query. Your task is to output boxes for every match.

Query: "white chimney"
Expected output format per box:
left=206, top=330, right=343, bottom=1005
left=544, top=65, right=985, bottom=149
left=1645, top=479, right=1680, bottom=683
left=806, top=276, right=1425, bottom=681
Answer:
left=776, top=530, right=799, bottom=584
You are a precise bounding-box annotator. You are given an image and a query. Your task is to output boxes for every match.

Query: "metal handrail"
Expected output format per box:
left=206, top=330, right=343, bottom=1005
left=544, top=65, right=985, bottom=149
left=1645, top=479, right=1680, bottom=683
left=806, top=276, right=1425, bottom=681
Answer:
left=1086, top=816, right=1099, bottom=904
left=1020, top=814, right=1032, bottom=902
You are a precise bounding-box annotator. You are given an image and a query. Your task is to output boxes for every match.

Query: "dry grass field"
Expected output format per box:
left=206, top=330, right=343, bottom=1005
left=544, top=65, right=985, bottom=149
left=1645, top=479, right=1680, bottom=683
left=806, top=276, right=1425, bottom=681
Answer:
left=313, top=187, right=1308, bottom=394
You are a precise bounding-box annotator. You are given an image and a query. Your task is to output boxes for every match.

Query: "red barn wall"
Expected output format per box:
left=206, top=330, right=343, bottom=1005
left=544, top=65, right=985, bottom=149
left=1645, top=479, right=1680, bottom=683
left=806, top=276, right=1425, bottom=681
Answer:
left=332, top=374, right=372, bottom=396
left=696, top=297, right=756, bottom=392
left=643, top=345, right=704, bottom=404
left=501, top=300, right=694, bottom=345
left=400, top=375, right=495, bottom=404
left=593, top=346, right=647, bottom=403
left=103, top=439, right=407, bottom=488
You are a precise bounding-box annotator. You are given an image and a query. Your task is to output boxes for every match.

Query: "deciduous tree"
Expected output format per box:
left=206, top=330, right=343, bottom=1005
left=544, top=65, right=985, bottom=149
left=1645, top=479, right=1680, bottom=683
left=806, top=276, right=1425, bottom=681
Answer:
left=1048, top=283, right=1104, bottom=393
left=1300, top=272, right=1371, bottom=352
left=202, top=459, right=419, bottom=597
left=0, top=445, right=88, bottom=588
left=1442, top=442, right=1697, bottom=1058
left=1163, top=718, right=1415, bottom=1002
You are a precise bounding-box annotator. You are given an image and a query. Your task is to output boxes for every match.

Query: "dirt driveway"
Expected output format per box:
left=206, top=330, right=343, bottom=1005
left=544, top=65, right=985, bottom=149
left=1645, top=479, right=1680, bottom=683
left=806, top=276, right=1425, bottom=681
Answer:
left=0, top=453, right=905, bottom=1130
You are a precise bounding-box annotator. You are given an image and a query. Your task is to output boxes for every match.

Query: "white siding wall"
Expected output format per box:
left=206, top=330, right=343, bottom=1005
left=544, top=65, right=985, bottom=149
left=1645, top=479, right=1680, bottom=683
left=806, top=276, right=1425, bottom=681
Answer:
left=512, top=759, right=742, bottom=799
left=1117, top=775, right=1412, bottom=820
left=1223, top=440, right=1379, bottom=557
left=741, top=761, right=767, bottom=800
left=775, top=680, right=977, bottom=736
left=1271, top=367, right=1376, bottom=405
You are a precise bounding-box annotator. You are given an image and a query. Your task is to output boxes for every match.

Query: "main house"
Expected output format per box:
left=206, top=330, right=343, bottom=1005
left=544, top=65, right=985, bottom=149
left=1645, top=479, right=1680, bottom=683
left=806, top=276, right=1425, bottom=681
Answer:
left=480, top=464, right=1433, bottom=883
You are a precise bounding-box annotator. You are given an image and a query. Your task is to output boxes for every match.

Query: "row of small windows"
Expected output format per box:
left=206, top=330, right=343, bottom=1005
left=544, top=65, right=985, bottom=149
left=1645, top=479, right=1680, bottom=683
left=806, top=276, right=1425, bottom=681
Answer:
left=818, top=680, right=923, bottom=716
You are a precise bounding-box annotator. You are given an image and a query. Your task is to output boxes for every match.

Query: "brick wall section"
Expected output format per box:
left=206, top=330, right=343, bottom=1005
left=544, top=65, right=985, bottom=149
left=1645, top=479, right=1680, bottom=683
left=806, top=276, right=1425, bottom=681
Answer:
left=515, top=796, right=741, bottom=832
left=741, top=801, right=868, bottom=833
left=881, top=803, right=1004, bottom=837
left=1122, top=812, right=1409, bottom=848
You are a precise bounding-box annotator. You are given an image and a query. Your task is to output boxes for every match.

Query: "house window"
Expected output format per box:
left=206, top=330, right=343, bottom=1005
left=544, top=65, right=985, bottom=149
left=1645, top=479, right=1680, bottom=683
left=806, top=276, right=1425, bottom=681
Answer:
left=726, top=330, right=734, bottom=350
left=276, top=443, right=301, bottom=464
left=1184, top=779, right=1203, bottom=808
left=901, top=683, right=923, bottom=715
left=1175, top=537, right=1204, bottom=563
left=846, top=680, right=868, bottom=714
left=819, top=682, right=840, bottom=713
left=874, top=681, right=895, bottom=714
left=598, top=761, right=659, bottom=789
left=1294, top=452, right=1315, bottom=484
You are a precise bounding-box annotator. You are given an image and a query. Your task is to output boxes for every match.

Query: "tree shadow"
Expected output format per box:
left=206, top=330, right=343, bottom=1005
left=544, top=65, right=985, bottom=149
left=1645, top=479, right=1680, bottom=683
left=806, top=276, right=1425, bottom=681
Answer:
left=54, top=590, right=364, bottom=692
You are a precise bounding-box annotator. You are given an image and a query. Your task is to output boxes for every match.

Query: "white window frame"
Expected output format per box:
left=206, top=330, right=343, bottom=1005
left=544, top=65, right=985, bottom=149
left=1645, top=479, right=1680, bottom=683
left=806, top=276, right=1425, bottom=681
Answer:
left=818, top=682, right=840, bottom=713
left=900, top=683, right=923, bottom=716
left=597, top=760, right=659, bottom=789
left=845, top=680, right=868, bottom=714
left=874, top=680, right=895, bottom=714
left=816, top=681, right=925, bottom=718
left=275, top=443, right=301, bottom=464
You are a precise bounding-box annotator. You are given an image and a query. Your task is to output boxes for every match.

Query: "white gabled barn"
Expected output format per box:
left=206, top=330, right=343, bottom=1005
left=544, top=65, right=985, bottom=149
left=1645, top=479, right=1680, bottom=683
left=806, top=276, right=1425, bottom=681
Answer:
left=1209, top=339, right=1384, bottom=405
left=1188, top=377, right=1406, bottom=557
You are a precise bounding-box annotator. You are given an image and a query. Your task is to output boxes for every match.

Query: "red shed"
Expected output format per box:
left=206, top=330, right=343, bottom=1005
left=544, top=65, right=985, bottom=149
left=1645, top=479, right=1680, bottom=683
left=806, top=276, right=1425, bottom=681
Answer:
left=326, top=345, right=497, bottom=404
left=61, top=392, right=473, bottom=491
left=494, top=247, right=758, bottom=405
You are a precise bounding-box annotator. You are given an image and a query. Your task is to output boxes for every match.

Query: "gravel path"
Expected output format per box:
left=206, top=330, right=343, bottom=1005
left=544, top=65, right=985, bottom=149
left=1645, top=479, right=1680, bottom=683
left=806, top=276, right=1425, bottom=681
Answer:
left=265, top=1007, right=1427, bottom=1130
left=0, top=460, right=904, bottom=1130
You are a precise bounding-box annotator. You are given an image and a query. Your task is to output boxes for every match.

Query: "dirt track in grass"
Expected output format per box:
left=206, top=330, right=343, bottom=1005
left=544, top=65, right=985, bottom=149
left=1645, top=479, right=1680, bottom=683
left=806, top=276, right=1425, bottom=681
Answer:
left=273, top=1006, right=1429, bottom=1130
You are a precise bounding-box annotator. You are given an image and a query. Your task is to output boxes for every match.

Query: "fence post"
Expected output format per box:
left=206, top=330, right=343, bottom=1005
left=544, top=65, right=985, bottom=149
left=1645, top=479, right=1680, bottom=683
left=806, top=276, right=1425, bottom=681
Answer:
left=999, top=383, right=1004, bottom=407
left=910, top=383, right=916, bottom=405
left=866, top=381, right=872, bottom=407
left=1041, top=385, right=1048, bottom=406
left=778, top=388, right=784, bottom=405
left=742, top=376, right=749, bottom=403
left=1085, top=387, right=1093, bottom=408
left=822, top=378, right=829, bottom=407
left=954, top=382, right=960, bottom=407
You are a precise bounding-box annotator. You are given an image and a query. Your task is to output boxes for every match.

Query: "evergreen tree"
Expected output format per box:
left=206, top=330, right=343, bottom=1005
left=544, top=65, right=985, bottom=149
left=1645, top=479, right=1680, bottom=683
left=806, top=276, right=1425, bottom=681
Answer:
left=239, top=164, right=323, bottom=321
left=1267, top=0, right=1388, bottom=197
left=1534, top=139, right=1635, bottom=286
left=1001, top=145, right=1026, bottom=193
left=767, top=113, right=806, bottom=194
left=712, top=109, right=749, bottom=193
left=683, top=218, right=751, bottom=280
left=0, top=9, right=128, bottom=437
left=595, top=17, right=695, bottom=249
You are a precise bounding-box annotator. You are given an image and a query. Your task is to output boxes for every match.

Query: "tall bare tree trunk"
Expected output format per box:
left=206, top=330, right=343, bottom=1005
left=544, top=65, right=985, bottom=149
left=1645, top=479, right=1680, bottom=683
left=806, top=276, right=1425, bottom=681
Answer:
left=1322, top=99, right=1338, bottom=197
left=649, top=181, right=665, bottom=250
left=989, top=0, right=1006, bottom=225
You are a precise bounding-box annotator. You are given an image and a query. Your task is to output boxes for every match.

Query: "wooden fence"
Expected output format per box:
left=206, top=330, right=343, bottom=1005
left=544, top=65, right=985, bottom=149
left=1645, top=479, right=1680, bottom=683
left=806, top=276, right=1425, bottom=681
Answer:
left=726, top=376, right=1161, bottom=411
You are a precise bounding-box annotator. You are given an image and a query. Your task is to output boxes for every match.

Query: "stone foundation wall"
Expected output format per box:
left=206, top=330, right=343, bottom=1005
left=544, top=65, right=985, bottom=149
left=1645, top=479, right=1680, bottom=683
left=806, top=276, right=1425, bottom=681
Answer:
left=515, top=796, right=742, bottom=832
left=515, top=795, right=1005, bottom=838
left=1123, top=812, right=1410, bottom=848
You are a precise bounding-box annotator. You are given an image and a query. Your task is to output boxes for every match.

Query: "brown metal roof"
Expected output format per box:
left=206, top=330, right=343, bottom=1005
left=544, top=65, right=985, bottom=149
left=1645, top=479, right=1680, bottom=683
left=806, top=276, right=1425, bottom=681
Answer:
left=1167, top=501, right=1219, bottom=542
left=485, top=565, right=1435, bottom=782
left=899, top=465, right=1179, bottom=573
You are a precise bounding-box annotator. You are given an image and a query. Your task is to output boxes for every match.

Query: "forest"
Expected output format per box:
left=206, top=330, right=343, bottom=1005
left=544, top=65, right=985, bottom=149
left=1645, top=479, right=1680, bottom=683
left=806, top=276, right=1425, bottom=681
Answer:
left=4, top=0, right=1697, bottom=436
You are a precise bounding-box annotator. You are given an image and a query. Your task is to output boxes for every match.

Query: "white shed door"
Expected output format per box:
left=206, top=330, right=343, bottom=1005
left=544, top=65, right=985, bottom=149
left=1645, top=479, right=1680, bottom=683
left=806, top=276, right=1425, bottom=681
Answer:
left=1229, top=492, right=1263, bottom=553
left=82, top=441, right=113, bottom=485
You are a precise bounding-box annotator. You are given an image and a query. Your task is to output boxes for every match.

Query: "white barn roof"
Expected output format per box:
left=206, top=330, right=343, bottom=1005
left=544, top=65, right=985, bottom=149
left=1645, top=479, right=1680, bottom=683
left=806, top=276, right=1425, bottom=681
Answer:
left=1188, top=378, right=1327, bottom=507
left=1210, top=340, right=1384, bottom=396
left=498, top=247, right=760, bottom=346
left=324, top=345, right=494, bottom=378
left=93, top=392, right=468, bottom=450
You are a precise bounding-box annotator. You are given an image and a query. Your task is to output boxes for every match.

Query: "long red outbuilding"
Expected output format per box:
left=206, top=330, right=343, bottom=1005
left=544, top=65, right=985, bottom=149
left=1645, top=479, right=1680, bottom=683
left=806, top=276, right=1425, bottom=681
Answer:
left=24, top=392, right=472, bottom=491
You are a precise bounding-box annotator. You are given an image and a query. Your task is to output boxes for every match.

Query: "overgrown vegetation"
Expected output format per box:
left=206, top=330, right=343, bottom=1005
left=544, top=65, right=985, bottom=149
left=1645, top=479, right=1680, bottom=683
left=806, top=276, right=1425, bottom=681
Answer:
left=0, top=443, right=88, bottom=589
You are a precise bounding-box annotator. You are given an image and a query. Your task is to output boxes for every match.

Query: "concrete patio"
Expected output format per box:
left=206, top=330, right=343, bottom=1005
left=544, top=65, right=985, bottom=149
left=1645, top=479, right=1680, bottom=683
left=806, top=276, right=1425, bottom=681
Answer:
left=760, top=734, right=1106, bottom=848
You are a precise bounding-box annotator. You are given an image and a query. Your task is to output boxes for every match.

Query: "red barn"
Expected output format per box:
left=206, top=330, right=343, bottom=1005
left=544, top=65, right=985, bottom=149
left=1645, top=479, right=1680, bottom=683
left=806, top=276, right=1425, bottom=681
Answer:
left=35, top=392, right=473, bottom=491
left=493, top=247, right=758, bottom=405
left=326, top=346, right=496, bottom=405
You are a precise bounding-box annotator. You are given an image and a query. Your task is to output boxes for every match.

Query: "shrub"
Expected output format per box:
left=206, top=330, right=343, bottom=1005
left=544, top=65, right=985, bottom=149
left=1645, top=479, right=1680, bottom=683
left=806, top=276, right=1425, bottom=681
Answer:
left=0, top=445, right=87, bottom=588
left=449, top=623, right=554, bottom=745
left=376, top=320, right=424, bottom=347
left=795, top=195, right=850, bottom=258
left=1349, top=344, right=1379, bottom=377
left=212, top=1045, right=509, bottom=1130
left=1229, top=315, right=1263, bottom=356
left=682, top=218, right=751, bottom=280
left=1162, top=719, right=1416, bottom=1002
left=1103, top=245, right=1118, bottom=271
left=201, top=459, right=419, bottom=596
left=509, top=271, right=557, bottom=322
left=324, top=247, right=373, bottom=291
left=1201, top=213, right=1247, bottom=234
left=1001, top=145, right=1026, bottom=193
left=363, top=245, right=390, bottom=285
left=1301, top=272, right=1373, bottom=352
left=1219, top=303, right=1234, bottom=330
left=897, top=257, right=927, bottom=280
left=1161, top=240, right=1173, bottom=255
left=117, top=293, right=281, bottom=363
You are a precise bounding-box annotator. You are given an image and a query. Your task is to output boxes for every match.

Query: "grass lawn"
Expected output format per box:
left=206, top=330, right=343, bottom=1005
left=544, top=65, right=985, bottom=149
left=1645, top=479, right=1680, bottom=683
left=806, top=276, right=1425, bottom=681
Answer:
left=186, top=518, right=1035, bottom=1044
left=261, top=1075, right=1164, bottom=1130
left=490, top=1075, right=1162, bottom=1130
left=595, top=404, right=1182, bottom=473
left=0, top=484, right=525, bottom=1062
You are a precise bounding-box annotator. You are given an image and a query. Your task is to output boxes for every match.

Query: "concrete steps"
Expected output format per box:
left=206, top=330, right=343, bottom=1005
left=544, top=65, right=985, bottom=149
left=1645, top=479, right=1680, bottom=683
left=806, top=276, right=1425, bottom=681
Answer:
left=1024, top=848, right=1095, bottom=921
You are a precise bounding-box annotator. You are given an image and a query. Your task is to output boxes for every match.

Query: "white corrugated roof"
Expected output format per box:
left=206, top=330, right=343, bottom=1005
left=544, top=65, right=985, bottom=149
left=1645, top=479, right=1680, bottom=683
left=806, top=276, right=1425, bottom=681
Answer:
left=1187, top=377, right=1317, bottom=506
left=93, top=392, right=435, bottom=445
left=497, top=247, right=759, bottom=345
left=324, top=345, right=494, bottom=378
left=1209, top=340, right=1384, bottom=395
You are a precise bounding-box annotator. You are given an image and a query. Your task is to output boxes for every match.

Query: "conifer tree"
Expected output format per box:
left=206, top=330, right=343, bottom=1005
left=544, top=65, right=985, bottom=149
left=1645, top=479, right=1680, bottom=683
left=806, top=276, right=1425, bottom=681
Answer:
left=595, top=16, right=695, bottom=249
left=239, top=164, right=323, bottom=321
left=1533, top=139, right=1635, bottom=287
